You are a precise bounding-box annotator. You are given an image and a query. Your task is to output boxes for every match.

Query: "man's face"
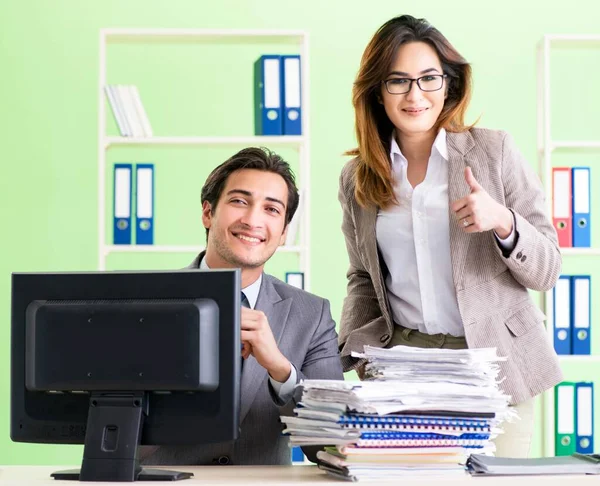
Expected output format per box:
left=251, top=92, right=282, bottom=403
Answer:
left=202, top=169, right=288, bottom=270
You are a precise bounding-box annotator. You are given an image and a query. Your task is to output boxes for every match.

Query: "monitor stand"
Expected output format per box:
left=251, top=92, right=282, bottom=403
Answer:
left=51, top=392, right=192, bottom=482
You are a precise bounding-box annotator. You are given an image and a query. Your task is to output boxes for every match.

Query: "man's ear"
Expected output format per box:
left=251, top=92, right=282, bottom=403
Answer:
left=202, top=201, right=213, bottom=231
left=279, top=224, right=288, bottom=246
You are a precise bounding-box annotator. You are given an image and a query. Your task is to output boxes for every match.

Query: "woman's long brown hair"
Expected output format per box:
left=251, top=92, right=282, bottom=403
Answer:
left=347, top=15, right=474, bottom=208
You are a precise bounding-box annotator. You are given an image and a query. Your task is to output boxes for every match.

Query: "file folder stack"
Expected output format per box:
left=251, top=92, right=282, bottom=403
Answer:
left=254, top=54, right=302, bottom=136
left=552, top=167, right=591, bottom=248
left=113, top=163, right=155, bottom=245
left=553, top=275, right=591, bottom=355
left=555, top=382, right=594, bottom=456
left=282, top=346, right=513, bottom=481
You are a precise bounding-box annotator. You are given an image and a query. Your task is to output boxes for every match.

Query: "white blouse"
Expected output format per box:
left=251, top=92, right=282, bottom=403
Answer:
left=376, top=129, right=514, bottom=337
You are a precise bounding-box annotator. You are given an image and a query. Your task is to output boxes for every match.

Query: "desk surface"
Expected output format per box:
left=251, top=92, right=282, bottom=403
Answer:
left=1, top=465, right=599, bottom=485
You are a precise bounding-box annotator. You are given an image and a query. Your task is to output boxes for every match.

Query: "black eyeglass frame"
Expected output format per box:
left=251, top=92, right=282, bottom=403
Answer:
left=382, top=74, right=448, bottom=95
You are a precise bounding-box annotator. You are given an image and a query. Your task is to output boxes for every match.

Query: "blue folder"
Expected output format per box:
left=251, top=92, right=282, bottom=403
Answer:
left=576, top=382, right=594, bottom=454
left=254, top=55, right=282, bottom=135
left=281, top=55, right=302, bottom=135
left=572, top=167, right=591, bottom=247
left=113, top=163, right=132, bottom=245
left=553, top=275, right=572, bottom=355
left=571, top=275, right=591, bottom=355
left=135, top=164, right=154, bottom=245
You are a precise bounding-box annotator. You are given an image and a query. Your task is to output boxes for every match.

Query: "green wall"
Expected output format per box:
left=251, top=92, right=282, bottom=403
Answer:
left=1, top=0, right=599, bottom=465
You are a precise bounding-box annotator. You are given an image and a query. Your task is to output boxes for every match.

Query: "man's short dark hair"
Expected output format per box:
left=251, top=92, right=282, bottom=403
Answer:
left=201, top=147, right=300, bottom=235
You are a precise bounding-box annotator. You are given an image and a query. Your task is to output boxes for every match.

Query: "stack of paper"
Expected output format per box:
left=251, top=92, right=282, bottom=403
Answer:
left=466, top=453, right=600, bottom=475
left=282, top=345, right=514, bottom=481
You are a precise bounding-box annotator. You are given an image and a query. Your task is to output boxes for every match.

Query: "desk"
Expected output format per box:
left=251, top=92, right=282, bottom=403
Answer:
left=0, top=465, right=599, bottom=485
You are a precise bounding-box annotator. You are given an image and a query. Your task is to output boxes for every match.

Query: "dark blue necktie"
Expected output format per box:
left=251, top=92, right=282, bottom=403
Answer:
left=241, top=292, right=249, bottom=372
left=241, top=292, right=250, bottom=308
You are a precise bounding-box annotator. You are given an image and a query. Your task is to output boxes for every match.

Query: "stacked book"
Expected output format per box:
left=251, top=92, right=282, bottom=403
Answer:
left=104, top=84, right=153, bottom=138
left=282, top=345, right=514, bottom=481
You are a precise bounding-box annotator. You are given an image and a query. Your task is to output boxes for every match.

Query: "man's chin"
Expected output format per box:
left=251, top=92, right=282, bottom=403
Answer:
left=228, top=251, right=272, bottom=269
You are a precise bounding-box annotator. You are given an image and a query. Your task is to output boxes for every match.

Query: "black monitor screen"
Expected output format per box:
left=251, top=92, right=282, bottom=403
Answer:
left=11, top=269, right=241, bottom=481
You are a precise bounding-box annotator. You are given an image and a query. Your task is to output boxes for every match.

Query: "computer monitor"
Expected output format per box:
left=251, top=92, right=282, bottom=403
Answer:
left=11, top=269, right=241, bottom=482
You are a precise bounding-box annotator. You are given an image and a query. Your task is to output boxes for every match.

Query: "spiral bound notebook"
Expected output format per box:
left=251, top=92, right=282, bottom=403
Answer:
left=344, top=423, right=491, bottom=435
left=356, top=438, right=489, bottom=448
left=339, top=413, right=492, bottom=428
left=359, top=432, right=490, bottom=441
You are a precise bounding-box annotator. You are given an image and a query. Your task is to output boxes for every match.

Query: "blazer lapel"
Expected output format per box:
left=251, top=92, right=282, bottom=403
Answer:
left=446, top=130, right=484, bottom=290
left=239, top=275, right=292, bottom=423
left=358, top=204, right=393, bottom=328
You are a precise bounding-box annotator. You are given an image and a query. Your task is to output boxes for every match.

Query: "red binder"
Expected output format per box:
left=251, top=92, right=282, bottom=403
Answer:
left=552, top=167, right=572, bottom=248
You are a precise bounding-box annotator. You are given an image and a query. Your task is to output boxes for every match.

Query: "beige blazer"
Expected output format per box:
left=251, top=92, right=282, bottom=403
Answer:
left=338, top=127, right=563, bottom=405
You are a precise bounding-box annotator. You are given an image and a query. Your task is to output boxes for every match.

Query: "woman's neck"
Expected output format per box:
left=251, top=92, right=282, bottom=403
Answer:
left=395, top=129, right=437, bottom=163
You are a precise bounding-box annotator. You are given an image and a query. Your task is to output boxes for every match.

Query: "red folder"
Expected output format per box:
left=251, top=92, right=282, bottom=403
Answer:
left=552, top=167, right=572, bottom=248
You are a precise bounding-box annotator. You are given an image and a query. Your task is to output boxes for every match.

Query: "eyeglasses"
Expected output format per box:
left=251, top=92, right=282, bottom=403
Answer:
left=382, top=74, right=448, bottom=95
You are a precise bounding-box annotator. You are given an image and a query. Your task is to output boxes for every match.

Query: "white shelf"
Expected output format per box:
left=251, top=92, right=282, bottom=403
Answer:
left=537, top=34, right=600, bottom=458
left=99, top=28, right=312, bottom=286
left=560, top=248, right=600, bottom=256
left=543, top=141, right=600, bottom=151
left=105, top=135, right=306, bottom=148
left=545, top=34, right=600, bottom=42
left=102, top=28, right=306, bottom=42
left=558, top=355, right=600, bottom=363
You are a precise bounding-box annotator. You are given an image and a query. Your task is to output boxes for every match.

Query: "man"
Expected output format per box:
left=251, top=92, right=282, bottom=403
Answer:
left=142, top=147, right=343, bottom=466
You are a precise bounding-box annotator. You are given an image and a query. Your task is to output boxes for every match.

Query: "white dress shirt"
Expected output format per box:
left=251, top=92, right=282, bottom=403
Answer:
left=376, top=129, right=516, bottom=337
left=200, top=257, right=297, bottom=401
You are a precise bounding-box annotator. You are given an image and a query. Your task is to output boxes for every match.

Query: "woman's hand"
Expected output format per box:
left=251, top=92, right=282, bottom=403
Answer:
left=451, top=167, right=513, bottom=237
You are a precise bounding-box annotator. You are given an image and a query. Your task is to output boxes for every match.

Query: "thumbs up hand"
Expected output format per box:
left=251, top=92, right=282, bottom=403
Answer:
left=450, top=167, right=513, bottom=237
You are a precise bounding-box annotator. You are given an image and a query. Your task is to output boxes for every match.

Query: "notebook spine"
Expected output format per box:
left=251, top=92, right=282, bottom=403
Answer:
left=343, top=423, right=490, bottom=433
left=355, top=438, right=489, bottom=448
left=339, top=415, right=489, bottom=428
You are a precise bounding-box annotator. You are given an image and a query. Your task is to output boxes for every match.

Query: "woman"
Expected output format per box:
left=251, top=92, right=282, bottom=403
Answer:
left=338, top=15, right=562, bottom=458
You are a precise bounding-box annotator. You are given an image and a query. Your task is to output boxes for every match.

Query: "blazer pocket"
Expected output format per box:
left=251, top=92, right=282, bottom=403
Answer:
left=504, top=304, right=546, bottom=337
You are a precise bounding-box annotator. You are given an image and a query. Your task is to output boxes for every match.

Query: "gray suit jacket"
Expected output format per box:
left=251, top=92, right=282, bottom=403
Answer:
left=141, top=253, right=343, bottom=466
left=338, top=128, right=563, bottom=405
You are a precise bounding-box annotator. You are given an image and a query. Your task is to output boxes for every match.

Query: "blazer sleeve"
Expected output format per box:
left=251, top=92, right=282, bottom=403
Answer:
left=492, top=131, right=562, bottom=291
left=268, top=298, right=343, bottom=407
left=337, top=165, right=387, bottom=372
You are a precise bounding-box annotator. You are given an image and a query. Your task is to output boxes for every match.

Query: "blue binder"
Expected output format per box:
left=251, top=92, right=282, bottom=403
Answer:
left=291, top=447, right=304, bottom=463
left=576, top=382, right=594, bottom=454
left=113, top=164, right=132, bottom=244
left=572, top=167, right=591, bottom=247
left=281, top=55, right=302, bottom=135
left=254, top=55, right=282, bottom=135
left=571, top=275, right=591, bottom=355
left=135, top=164, right=154, bottom=245
left=553, top=275, right=572, bottom=355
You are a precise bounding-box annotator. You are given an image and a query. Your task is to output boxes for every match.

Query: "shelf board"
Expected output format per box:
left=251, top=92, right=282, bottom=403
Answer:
left=560, top=248, right=600, bottom=256
left=558, top=355, right=600, bottom=363
left=102, top=28, right=306, bottom=43
left=548, top=141, right=600, bottom=151
left=545, top=34, right=600, bottom=43
left=104, top=245, right=303, bottom=255
left=105, top=136, right=306, bottom=148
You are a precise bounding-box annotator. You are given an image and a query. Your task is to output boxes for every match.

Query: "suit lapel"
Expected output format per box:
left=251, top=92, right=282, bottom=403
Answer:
left=239, top=275, right=292, bottom=423
left=446, top=130, right=483, bottom=290
left=358, top=203, right=393, bottom=327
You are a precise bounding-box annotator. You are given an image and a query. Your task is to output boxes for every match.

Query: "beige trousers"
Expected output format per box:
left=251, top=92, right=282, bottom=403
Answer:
left=387, top=324, right=535, bottom=458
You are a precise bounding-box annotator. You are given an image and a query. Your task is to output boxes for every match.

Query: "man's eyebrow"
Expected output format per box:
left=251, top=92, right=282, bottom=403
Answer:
left=226, top=189, right=252, bottom=197
left=265, top=197, right=286, bottom=209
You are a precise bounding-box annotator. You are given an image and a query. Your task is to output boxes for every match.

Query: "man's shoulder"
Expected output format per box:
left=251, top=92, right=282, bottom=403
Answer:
left=263, top=274, right=329, bottom=314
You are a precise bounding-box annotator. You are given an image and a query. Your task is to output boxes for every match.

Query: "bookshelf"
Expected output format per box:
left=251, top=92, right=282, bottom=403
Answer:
left=98, top=28, right=311, bottom=290
left=537, top=34, right=600, bottom=457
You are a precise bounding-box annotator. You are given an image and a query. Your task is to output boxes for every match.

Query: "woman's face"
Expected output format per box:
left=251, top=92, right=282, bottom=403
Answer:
left=380, top=41, right=447, bottom=139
